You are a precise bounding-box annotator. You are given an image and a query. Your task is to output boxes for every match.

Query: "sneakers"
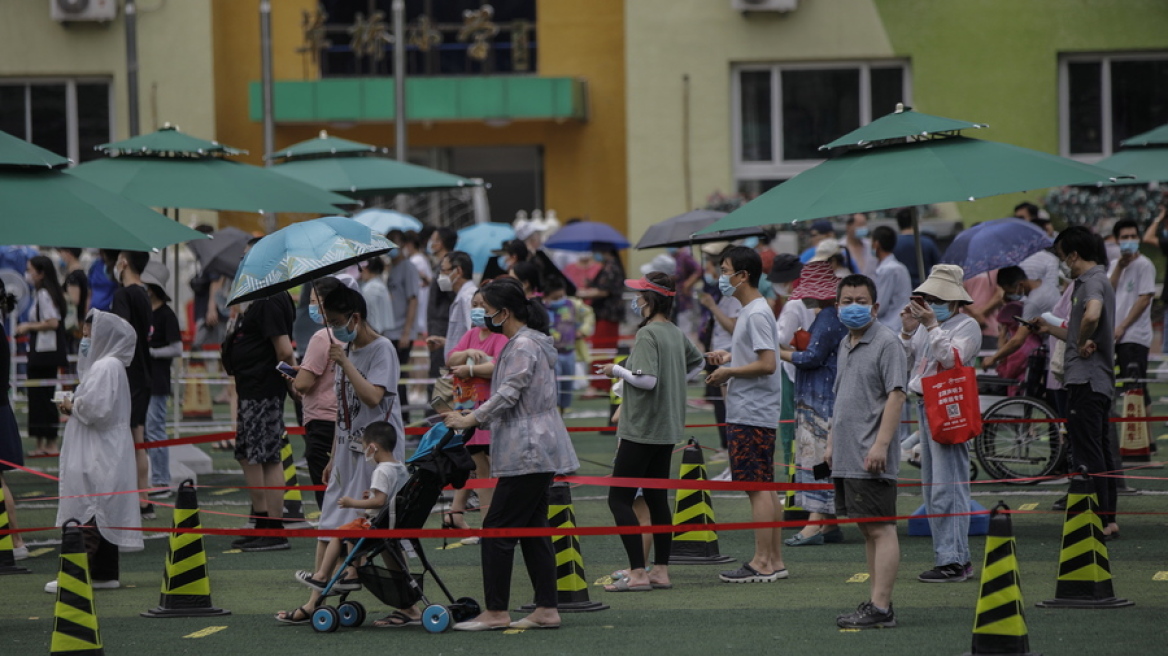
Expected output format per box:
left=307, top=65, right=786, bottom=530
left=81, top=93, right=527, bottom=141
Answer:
left=140, top=504, right=156, bottom=520
left=240, top=536, right=290, bottom=552
left=1051, top=495, right=1067, bottom=511
left=918, top=562, right=973, bottom=583
left=147, top=488, right=173, bottom=500
left=710, top=467, right=732, bottom=482
left=837, top=601, right=896, bottom=629
left=12, top=546, right=29, bottom=561
left=719, top=562, right=789, bottom=583
left=230, top=535, right=258, bottom=549
left=45, top=579, right=120, bottom=594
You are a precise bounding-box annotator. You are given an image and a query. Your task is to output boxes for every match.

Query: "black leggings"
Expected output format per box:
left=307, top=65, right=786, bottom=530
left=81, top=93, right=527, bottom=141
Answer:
left=301, top=420, right=334, bottom=508
left=27, top=363, right=59, bottom=440
left=395, top=343, right=412, bottom=423
left=481, top=472, right=557, bottom=611
left=607, top=440, right=674, bottom=570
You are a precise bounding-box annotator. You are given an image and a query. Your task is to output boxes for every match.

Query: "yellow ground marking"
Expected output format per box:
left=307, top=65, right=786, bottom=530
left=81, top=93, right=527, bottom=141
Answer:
left=503, top=629, right=525, bottom=635
left=1153, top=571, right=1168, bottom=581
left=839, top=628, right=862, bottom=633
left=184, top=626, right=228, bottom=639
left=1018, top=503, right=1038, bottom=511
left=846, top=573, right=869, bottom=583
left=28, top=547, right=54, bottom=558
left=436, top=542, right=465, bottom=551
left=18, top=490, right=45, bottom=498
left=222, top=549, right=242, bottom=554
left=210, top=488, right=239, bottom=496
left=306, top=511, right=321, bottom=520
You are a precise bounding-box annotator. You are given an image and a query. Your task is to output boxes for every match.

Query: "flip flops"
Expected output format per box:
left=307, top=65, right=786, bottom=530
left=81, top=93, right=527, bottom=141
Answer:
left=373, top=610, right=421, bottom=628
left=604, top=578, right=653, bottom=592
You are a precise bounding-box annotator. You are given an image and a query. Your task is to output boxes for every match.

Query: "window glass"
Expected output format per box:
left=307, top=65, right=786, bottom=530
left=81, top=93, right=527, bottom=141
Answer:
left=1067, top=61, right=1103, bottom=155
left=739, top=70, right=773, bottom=162
left=869, top=67, right=905, bottom=122
left=781, top=68, right=860, bottom=160
left=0, top=86, right=25, bottom=139
left=76, top=83, right=111, bottom=162
left=30, top=84, right=68, bottom=158
left=1110, top=59, right=1168, bottom=150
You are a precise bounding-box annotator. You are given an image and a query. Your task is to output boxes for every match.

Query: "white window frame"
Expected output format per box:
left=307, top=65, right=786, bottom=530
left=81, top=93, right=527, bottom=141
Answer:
left=1058, top=51, right=1168, bottom=163
left=732, top=60, right=912, bottom=182
left=0, top=77, right=115, bottom=164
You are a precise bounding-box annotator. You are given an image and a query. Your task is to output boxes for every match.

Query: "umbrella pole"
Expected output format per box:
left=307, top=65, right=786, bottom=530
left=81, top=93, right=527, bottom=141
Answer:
left=912, top=214, right=926, bottom=284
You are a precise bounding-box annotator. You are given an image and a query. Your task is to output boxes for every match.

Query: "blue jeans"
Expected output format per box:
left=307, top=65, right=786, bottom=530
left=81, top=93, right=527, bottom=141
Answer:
left=917, top=399, right=970, bottom=567
left=555, top=351, right=575, bottom=410
left=146, top=394, right=171, bottom=488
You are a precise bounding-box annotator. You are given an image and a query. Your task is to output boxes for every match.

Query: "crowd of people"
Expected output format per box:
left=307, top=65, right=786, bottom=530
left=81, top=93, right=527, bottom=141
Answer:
left=0, top=201, right=1153, bottom=629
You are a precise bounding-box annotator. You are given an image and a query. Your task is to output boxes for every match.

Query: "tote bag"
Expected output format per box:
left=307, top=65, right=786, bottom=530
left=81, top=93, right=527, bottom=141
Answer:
left=922, top=349, right=981, bottom=445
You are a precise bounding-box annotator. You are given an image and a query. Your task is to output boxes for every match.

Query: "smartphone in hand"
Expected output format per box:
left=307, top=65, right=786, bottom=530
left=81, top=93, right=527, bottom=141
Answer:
left=275, top=362, right=297, bottom=378
left=911, top=295, right=926, bottom=307
left=430, top=397, right=454, bottom=415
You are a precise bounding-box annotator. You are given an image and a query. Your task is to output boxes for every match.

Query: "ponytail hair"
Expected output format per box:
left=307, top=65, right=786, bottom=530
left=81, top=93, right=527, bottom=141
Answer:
left=481, top=277, right=549, bottom=335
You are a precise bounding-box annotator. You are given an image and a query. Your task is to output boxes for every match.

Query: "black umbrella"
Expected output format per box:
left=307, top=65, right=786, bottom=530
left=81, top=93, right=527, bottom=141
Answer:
left=187, top=227, right=251, bottom=280
left=635, top=209, right=766, bottom=249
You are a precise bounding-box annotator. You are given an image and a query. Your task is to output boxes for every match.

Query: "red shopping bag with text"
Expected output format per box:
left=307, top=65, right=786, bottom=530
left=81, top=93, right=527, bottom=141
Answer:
left=922, top=349, right=981, bottom=445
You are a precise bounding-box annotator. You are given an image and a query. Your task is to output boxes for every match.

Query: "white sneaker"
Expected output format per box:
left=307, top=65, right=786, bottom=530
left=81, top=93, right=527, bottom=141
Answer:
left=13, top=546, right=29, bottom=561
left=44, top=579, right=120, bottom=594
left=711, top=467, right=732, bottom=481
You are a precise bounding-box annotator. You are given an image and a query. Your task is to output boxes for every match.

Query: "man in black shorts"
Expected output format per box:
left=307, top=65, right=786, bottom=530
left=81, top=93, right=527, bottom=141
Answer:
left=108, top=250, right=155, bottom=519
left=223, top=240, right=297, bottom=552
left=826, top=274, right=907, bottom=629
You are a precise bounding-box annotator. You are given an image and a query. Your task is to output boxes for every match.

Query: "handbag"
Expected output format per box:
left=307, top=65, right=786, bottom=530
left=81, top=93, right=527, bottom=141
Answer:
left=922, top=349, right=982, bottom=445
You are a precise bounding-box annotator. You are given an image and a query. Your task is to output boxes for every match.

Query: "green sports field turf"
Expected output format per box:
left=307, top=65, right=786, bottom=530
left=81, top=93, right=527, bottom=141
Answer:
left=3, top=395, right=1168, bottom=655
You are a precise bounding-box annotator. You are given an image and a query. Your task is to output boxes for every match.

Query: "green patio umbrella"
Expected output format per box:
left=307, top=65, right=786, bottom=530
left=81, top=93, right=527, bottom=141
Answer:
left=698, top=105, right=1126, bottom=279
left=1090, top=123, right=1168, bottom=185
left=268, top=131, right=482, bottom=198
left=66, top=125, right=355, bottom=214
left=0, top=129, right=207, bottom=250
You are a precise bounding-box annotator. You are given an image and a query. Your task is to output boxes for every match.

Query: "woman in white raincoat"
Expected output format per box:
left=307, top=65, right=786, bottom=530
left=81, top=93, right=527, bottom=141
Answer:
left=46, top=309, right=143, bottom=593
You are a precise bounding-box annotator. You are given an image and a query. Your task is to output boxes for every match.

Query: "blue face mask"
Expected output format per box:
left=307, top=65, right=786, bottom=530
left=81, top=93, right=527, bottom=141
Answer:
left=388, top=248, right=401, bottom=259
left=931, top=303, right=954, bottom=323
left=855, top=227, right=870, bottom=239
left=470, top=307, right=486, bottom=328
left=1119, top=239, right=1140, bottom=255
left=79, top=337, right=91, bottom=358
left=742, top=237, right=760, bottom=249
left=331, top=316, right=357, bottom=343
left=308, top=304, right=324, bottom=325
left=718, top=273, right=739, bottom=297
left=593, top=252, right=604, bottom=263
left=630, top=297, right=642, bottom=314
left=838, top=304, right=873, bottom=329
left=497, top=255, right=509, bottom=270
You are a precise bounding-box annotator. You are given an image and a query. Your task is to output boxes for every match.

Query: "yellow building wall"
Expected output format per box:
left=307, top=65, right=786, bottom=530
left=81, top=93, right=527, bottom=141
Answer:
left=624, top=0, right=894, bottom=269
left=0, top=1, right=217, bottom=150
left=211, top=0, right=627, bottom=235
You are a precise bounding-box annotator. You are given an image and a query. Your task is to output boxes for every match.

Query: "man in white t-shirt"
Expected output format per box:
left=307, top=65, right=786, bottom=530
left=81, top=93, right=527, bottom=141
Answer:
left=704, top=246, right=785, bottom=584
left=1109, top=219, right=1155, bottom=405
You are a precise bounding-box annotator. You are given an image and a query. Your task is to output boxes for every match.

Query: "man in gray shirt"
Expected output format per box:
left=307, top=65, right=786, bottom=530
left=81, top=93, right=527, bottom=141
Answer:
left=871, top=226, right=911, bottom=329
left=1035, top=226, right=1118, bottom=538
left=827, top=273, right=908, bottom=629
left=982, top=265, right=1059, bottom=371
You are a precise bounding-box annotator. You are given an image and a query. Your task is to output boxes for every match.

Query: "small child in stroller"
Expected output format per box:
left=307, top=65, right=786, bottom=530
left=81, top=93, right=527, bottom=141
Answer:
left=294, top=422, right=408, bottom=592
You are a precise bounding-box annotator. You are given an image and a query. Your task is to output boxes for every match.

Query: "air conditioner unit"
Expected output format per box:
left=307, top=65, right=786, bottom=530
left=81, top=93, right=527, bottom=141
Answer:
left=732, top=0, right=799, bottom=12
left=51, top=0, right=118, bottom=22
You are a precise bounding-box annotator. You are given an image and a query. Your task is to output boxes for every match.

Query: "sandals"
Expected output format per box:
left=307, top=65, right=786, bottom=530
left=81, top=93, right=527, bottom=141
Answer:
left=604, top=578, right=653, bottom=592
left=275, top=606, right=312, bottom=625
left=373, top=610, right=421, bottom=628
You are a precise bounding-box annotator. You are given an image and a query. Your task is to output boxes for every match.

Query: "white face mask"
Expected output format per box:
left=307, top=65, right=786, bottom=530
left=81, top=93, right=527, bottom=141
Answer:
left=363, top=444, right=377, bottom=464
left=437, top=273, right=453, bottom=292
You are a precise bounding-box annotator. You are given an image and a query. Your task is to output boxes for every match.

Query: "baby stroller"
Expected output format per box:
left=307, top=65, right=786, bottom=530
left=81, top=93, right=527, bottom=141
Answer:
left=310, top=425, right=478, bottom=633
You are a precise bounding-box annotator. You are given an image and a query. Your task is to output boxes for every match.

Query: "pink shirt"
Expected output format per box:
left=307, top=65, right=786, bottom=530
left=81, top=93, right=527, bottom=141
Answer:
left=449, top=328, right=509, bottom=445
left=963, top=270, right=999, bottom=338
left=300, top=329, right=338, bottom=423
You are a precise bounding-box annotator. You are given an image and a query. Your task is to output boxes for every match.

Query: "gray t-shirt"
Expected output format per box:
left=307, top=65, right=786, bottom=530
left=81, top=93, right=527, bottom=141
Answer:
left=1065, top=265, right=1116, bottom=398
left=831, top=322, right=908, bottom=480
left=725, top=297, right=782, bottom=429
left=617, top=321, right=705, bottom=445
left=385, top=258, right=420, bottom=340
left=1021, top=278, right=1060, bottom=322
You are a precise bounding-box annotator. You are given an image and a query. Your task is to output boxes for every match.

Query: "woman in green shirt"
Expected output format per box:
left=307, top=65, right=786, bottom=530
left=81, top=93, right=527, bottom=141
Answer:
left=603, top=272, right=704, bottom=592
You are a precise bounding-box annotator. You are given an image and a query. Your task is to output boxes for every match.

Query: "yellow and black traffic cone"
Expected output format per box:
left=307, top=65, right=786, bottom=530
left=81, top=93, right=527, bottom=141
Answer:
left=50, top=519, right=102, bottom=656
left=962, top=502, right=1038, bottom=656
left=781, top=435, right=808, bottom=522
left=280, top=436, right=309, bottom=528
left=670, top=439, right=736, bottom=565
left=142, top=480, right=230, bottom=618
left=1036, top=474, right=1133, bottom=609
left=520, top=482, right=608, bottom=613
left=0, top=482, right=30, bottom=575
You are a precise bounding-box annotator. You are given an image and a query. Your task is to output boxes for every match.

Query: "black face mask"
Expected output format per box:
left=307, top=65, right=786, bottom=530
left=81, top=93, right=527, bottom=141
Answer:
left=485, top=309, right=506, bottom=334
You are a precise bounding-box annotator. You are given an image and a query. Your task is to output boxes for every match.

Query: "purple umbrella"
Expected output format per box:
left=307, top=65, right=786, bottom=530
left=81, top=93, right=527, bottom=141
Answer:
left=544, top=221, right=630, bottom=252
left=941, top=218, right=1053, bottom=279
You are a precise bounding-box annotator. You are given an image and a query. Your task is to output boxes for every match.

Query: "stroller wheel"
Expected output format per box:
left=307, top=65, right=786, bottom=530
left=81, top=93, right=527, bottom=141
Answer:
left=338, top=601, right=366, bottom=628
left=422, top=604, right=452, bottom=633
left=312, top=606, right=341, bottom=633
left=451, top=597, right=481, bottom=623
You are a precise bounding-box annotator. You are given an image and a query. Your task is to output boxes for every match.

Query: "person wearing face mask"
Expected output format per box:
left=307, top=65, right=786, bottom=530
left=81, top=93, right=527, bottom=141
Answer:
left=221, top=239, right=296, bottom=552
left=285, top=277, right=344, bottom=509
left=869, top=227, right=911, bottom=330
left=16, top=255, right=68, bottom=456
left=982, top=266, right=1059, bottom=372
left=425, top=227, right=458, bottom=396
left=278, top=422, right=412, bottom=626
left=703, top=247, right=786, bottom=583
left=899, top=264, right=981, bottom=583
left=1033, top=227, right=1119, bottom=538
left=1108, top=219, right=1155, bottom=411
left=829, top=274, right=908, bottom=629
left=697, top=242, right=741, bottom=455
left=846, top=213, right=876, bottom=275
left=444, top=277, right=578, bottom=631
left=778, top=261, right=849, bottom=547
left=443, top=290, right=510, bottom=539
left=601, top=273, right=704, bottom=592
left=431, top=251, right=477, bottom=364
